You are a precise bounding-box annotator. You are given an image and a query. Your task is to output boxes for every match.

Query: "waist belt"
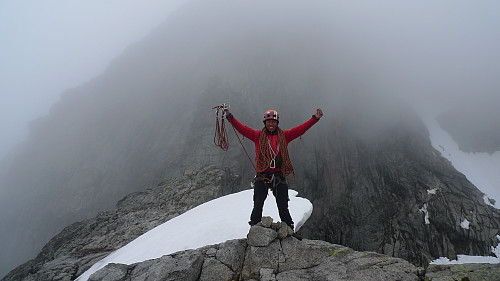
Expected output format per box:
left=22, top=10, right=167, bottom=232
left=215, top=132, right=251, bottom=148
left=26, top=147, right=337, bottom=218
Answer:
left=257, top=171, right=284, bottom=196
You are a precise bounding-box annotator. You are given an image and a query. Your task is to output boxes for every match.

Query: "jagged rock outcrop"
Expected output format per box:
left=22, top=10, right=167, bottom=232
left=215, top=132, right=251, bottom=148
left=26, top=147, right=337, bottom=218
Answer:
left=2, top=166, right=240, bottom=281
left=87, top=220, right=424, bottom=281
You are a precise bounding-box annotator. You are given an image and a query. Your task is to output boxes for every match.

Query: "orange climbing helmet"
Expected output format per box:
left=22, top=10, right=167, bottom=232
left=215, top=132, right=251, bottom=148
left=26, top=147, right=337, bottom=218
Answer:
left=263, top=110, right=279, bottom=123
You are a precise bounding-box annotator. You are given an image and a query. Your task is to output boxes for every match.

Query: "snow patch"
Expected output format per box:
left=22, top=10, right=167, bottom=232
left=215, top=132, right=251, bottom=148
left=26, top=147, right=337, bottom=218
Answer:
left=431, top=255, right=500, bottom=265
left=419, top=204, right=430, bottom=224
left=493, top=235, right=500, bottom=258
left=484, top=195, right=496, bottom=207
left=460, top=218, right=470, bottom=230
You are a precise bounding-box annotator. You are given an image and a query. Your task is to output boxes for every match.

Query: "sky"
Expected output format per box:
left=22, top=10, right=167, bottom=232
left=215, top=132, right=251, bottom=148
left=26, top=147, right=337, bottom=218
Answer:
left=73, top=121, right=500, bottom=280
left=1, top=0, right=500, bottom=160
left=0, top=0, right=185, bottom=161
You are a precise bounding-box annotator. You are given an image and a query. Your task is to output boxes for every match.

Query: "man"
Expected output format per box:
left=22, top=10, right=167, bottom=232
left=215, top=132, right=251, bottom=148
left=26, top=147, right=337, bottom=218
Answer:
left=225, top=108, right=323, bottom=230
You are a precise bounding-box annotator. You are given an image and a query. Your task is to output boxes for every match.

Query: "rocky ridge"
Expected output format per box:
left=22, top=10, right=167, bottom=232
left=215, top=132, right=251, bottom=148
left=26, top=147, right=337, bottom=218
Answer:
left=87, top=217, right=500, bottom=281
left=2, top=166, right=240, bottom=281
left=88, top=217, right=424, bottom=281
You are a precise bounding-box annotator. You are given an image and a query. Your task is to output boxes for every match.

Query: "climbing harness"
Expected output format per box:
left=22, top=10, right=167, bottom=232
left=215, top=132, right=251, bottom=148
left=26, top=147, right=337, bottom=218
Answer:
left=257, top=171, right=286, bottom=198
left=267, top=137, right=279, bottom=169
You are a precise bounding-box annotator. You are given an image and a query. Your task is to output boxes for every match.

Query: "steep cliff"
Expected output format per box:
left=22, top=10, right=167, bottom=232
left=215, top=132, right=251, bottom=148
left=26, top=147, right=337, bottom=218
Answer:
left=294, top=102, right=500, bottom=266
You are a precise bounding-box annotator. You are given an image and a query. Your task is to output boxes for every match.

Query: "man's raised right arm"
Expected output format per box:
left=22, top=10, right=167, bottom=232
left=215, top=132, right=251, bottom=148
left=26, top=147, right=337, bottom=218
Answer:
left=225, top=110, right=260, bottom=142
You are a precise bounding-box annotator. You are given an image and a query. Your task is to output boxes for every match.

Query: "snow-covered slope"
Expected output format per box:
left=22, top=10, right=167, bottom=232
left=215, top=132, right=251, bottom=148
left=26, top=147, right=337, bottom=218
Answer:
left=76, top=189, right=312, bottom=281
left=424, top=116, right=500, bottom=264
left=425, top=116, right=500, bottom=209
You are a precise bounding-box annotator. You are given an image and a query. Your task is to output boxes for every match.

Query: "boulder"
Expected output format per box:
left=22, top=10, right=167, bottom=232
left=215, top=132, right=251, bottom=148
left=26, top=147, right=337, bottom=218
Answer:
left=247, top=226, right=278, bottom=247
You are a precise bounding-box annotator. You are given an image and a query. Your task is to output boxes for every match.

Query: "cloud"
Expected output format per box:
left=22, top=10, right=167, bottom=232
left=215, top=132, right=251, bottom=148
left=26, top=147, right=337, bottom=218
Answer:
left=0, top=0, right=185, bottom=160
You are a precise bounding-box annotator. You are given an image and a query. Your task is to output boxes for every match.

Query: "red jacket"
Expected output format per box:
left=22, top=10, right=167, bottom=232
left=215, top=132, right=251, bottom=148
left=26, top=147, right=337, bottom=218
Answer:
left=227, top=116, right=319, bottom=173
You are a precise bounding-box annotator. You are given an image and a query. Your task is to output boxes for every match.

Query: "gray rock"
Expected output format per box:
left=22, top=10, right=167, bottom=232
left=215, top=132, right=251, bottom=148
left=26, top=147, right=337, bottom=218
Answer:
left=129, top=250, right=203, bottom=281
left=276, top=248, right=420, bottom=281
left=277, top=223, right=292, bottom=239
left=205, top=247, right=217, bottom=257
left=199, top=258, right=234, bottom=281
left=261, top=217, right=273, bottom=228
left=216, top=239, right=247, bottom=272
left=260, top=268, right=276, bottom=281
left=425, top=263, right=500, bottom=281
left=84, top=230, right=426, bottom=281
left=88, top=263, right=128, bottom=281
left=279, top=238, right=336, bottom=272
left=270, top=222, right=282, bottom=232
left=241, top=240, right=281, bottom=280
left=247, top=225, right=278, bottom=247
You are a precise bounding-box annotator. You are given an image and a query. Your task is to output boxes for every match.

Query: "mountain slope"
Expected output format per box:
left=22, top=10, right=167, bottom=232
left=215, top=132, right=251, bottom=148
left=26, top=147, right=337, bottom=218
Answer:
left=2, top=166, right=240, bottom=280
left=1, top=0, right=499, bottom=276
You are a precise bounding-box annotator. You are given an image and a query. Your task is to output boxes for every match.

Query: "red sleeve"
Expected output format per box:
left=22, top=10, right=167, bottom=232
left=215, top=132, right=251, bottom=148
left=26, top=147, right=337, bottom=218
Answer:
left=227, top=116, right=260, bottom=142
left=284, top=117, right=319, bottom=143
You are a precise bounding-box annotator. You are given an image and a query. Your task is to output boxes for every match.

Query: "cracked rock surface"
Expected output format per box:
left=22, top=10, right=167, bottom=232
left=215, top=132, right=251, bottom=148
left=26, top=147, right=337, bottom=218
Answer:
left=89, top=223, right=424, bottom=281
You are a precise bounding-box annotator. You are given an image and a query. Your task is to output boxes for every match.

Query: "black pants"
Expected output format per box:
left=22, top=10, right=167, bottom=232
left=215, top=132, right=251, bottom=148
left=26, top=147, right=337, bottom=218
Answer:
left=249, top=175, right=294, bottom=227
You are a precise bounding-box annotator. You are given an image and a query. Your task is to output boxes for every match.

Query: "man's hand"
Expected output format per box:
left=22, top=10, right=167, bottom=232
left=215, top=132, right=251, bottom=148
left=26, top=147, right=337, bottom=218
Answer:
left=314, top=108, right=323, bottom=120
left=223, top=108, right=232, bottom=119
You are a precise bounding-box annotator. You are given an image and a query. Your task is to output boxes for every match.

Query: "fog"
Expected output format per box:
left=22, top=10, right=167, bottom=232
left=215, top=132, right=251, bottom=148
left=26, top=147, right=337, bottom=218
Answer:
left=2, top=1, right=499, bottom=161
left=1, top=0, right=500, bottom=277
left=0, top=0, right=184, bottom=161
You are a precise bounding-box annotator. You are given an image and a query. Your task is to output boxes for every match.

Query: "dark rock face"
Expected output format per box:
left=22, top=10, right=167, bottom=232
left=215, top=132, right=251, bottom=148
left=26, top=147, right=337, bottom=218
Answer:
left=87, top=224, right=424, bottom=281
left=2, top=166, right=240, bottom=281
left=295, top=106, right=500, bottom=266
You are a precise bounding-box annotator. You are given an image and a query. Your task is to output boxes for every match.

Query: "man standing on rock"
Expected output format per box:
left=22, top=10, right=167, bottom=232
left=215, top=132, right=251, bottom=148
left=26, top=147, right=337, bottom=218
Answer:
left=225, top=108, right=323, bottom=230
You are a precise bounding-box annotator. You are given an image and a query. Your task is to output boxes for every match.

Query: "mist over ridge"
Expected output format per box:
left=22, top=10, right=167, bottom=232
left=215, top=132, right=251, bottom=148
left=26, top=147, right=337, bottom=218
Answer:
left=1, top=0, right=500, bottom=277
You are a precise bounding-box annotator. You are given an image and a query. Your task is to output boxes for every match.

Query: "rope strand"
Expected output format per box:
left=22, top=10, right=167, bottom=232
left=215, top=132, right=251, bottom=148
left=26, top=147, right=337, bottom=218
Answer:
left=212, top=105, right=257, bottom=172
left=257, top=128, right=296, bottom=183
left=212, top=105, right=229, bottom=151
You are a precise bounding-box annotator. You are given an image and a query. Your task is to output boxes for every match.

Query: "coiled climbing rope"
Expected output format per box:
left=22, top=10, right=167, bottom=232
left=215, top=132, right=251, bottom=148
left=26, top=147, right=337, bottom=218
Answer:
left=212, top=104, right=229, bottom=151
left=212, top=104, right=257, bottom=172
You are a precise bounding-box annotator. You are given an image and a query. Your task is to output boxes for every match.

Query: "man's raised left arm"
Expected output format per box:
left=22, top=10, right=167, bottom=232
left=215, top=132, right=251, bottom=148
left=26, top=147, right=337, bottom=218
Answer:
left=285, top=108, right=323, bottom=142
